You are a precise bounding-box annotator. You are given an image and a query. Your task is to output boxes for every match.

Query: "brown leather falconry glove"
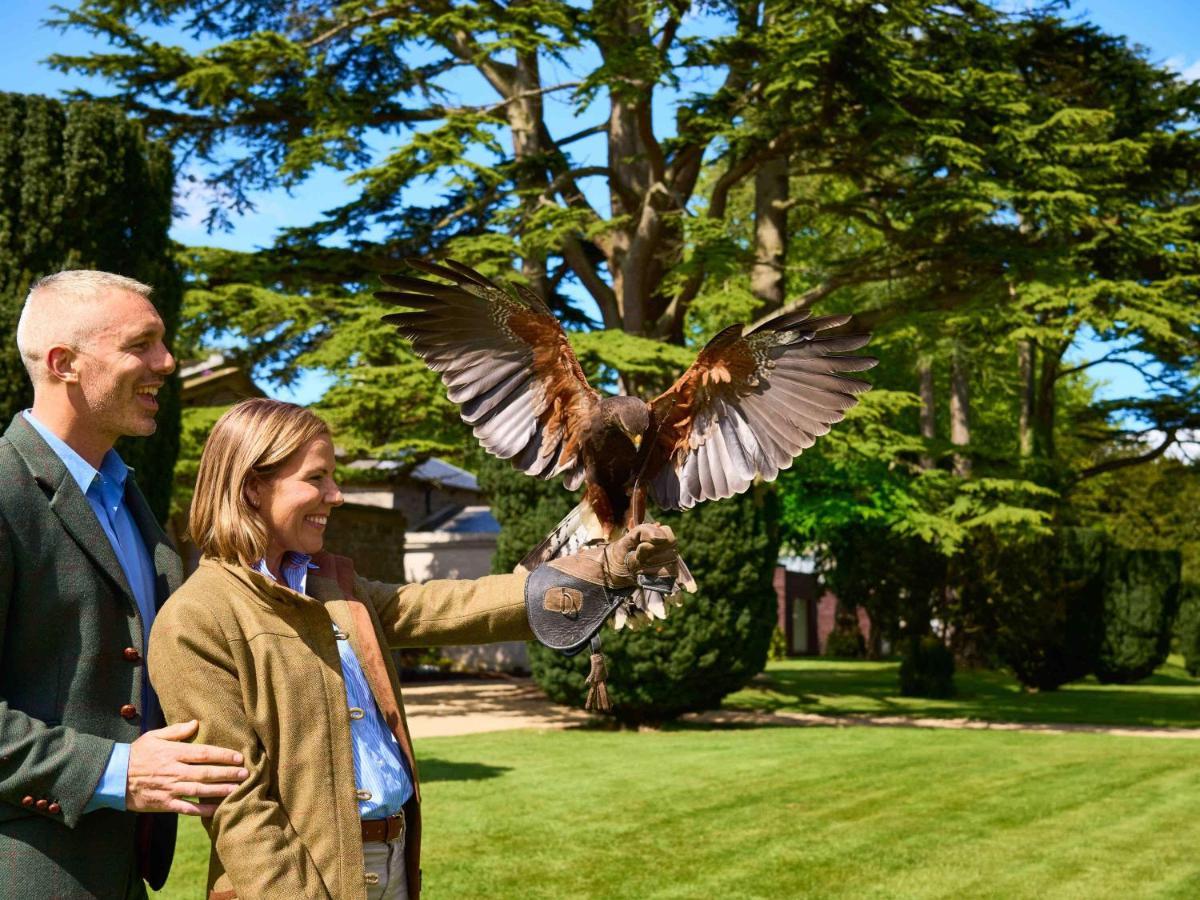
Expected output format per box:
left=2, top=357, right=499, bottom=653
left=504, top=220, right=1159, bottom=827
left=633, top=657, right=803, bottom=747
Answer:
left=524, top=524, right=682, bottom=712
left=546, top=523, right=679, bottom=590
left=524, top=524, right=680, bottom=655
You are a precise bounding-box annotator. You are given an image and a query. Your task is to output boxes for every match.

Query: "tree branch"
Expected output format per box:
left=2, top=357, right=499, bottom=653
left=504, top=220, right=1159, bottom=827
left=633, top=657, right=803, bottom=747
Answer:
left=747, top=274, right=864, bottom=331
left=304, top=6, right=400, bottom=49
left=559, top=234, right=620, bottom=327
left=555, top=122, right=607, bottom=147
left=1054, top=350, right=1127, bottom=381
left=1077, top=430, right=1178, bottom=480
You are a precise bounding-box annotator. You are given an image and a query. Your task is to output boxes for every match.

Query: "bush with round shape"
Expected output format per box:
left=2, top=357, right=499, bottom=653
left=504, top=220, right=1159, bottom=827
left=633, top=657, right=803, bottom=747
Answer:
left=480, top=453, right=782, bottom=725
left=899, top=635, right=955, bottom=698
left=1093, top=547, right=1182, bottom=684
left=978, top=528, right=1107, bottom=691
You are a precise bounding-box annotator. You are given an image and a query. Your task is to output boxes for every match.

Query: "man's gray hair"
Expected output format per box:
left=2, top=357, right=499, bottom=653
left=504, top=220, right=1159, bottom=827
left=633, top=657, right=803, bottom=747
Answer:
left=16, top=270, right=154, bottom=384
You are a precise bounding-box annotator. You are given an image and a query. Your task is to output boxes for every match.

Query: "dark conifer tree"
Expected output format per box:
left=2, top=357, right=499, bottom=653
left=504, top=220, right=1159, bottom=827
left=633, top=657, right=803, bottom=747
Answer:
left=0, top=93, right=182, bottom=520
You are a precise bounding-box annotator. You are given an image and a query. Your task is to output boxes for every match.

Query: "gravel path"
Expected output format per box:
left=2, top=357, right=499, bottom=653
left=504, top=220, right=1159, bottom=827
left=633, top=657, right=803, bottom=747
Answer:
left=402, top=677, right=1200, bottom=739
left=403, top=678, right=592, bottom=738
left=680, top=708, right=1200, bottom=739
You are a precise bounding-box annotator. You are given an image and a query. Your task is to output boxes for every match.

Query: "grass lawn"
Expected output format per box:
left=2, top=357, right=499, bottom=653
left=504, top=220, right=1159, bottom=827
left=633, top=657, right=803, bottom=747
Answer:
left=155, top=722, right=1200, bottom=899
left=724, top=656, right=1200, bottom=729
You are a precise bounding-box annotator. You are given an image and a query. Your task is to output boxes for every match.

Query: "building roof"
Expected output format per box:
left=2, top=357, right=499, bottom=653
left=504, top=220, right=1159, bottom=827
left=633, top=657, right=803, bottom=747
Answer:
left=346, top=455, right=480, bottom=492
left=413, top=504, right=500, bottom=534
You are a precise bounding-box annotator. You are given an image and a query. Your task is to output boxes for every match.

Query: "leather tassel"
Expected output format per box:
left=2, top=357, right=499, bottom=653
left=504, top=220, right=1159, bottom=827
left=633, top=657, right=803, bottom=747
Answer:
left=584, top=635, right=611, bottom=712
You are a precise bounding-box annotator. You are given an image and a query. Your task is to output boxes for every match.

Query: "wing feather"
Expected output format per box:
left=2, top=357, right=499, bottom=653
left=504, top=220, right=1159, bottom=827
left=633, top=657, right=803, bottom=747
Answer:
left=714, top=402, right=757, bottom=483
left=644, top=309, right=876, bottom=509
left=378, top=260, right=599, bottom=486
left=459, top=367, right=530, bottom=423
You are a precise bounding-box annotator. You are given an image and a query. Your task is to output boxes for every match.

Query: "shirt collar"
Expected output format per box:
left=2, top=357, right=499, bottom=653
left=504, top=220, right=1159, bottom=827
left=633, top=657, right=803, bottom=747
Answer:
left=23, top=410, right=128, bottom=497
left=253, top=551, right=320, bottom=593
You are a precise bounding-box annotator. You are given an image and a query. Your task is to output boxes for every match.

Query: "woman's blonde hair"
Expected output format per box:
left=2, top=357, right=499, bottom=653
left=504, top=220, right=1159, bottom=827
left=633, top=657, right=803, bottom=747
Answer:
left=189, top=398, right=331, bottom=567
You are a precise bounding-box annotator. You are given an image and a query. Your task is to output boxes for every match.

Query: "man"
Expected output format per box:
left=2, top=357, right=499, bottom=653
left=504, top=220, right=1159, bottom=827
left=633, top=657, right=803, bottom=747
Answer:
left=0, top=271, right=248, bottom=898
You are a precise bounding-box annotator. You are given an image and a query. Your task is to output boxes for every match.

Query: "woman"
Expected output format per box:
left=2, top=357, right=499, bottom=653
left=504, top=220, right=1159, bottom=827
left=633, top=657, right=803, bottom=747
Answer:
left=148, top=398, right=675, bottom=900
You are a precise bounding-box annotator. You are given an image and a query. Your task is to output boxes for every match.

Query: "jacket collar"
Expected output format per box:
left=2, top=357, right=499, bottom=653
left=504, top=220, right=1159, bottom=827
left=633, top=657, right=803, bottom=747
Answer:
left=201, top=551, right=357, bottom=606
left=4, top=413, right=182, bottom=606
left=6, top=413, right=135, bottom=602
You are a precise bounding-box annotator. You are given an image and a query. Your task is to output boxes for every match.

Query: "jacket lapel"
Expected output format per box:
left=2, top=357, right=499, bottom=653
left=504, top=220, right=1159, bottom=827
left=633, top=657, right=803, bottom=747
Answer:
left=5, top=414, right=136, bottom=604
left=125, top=477, right=183, bottom=606
left=312, top=553, right=422, bottom=800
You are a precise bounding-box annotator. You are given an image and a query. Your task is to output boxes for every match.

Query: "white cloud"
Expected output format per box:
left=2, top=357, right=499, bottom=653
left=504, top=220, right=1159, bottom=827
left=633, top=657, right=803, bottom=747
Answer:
left=1164, top=55, right=1200, bottom=82
left=1141, top=429, right=1199, bottom=463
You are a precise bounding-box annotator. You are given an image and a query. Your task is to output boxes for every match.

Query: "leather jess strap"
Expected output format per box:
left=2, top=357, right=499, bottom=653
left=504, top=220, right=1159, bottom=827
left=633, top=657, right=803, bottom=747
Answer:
left=362, top=812, right=405, bottom=844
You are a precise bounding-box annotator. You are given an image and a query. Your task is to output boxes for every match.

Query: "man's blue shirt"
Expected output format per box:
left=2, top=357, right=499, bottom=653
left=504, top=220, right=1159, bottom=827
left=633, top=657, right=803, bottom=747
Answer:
left=24, top=412, right=158, bottom=813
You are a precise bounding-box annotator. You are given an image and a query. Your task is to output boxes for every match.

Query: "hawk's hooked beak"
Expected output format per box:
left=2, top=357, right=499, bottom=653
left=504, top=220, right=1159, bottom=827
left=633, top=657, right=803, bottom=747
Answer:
left=629, top=432, right=642, bottom=450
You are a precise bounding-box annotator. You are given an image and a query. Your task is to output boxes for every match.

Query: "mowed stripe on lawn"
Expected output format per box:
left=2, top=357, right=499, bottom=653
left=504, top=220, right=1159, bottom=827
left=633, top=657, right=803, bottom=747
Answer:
left=154, top=725, right=1200, bottom=899
left=392, top=728, right=1196, bottom=898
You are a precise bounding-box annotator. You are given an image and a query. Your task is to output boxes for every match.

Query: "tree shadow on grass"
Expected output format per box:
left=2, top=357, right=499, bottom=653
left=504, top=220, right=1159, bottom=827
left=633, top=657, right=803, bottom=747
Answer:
left=733, top=662, right=1200, bottom=729
left=418, top=758, right=512, bottom=782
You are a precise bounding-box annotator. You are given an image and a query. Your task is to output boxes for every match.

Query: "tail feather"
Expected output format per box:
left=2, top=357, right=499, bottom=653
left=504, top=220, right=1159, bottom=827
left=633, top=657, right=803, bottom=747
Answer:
left=676, top=554, right=697, bottom=593
left=515, top=499, right=606, bottom=573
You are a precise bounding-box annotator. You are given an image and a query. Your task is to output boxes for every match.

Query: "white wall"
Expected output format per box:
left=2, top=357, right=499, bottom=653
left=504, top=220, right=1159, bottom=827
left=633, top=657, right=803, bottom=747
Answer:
left=404, top=530, right=530, bottom=672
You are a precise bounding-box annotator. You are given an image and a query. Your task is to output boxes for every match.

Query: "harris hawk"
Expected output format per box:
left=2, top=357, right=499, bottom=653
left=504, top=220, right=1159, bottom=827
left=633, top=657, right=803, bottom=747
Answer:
left=378, top=259, right=876, bottom=627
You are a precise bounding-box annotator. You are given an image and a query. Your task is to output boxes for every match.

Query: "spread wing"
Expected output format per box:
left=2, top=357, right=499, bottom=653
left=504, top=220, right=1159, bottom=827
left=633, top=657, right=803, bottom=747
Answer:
left=378, top=259, right=600, bottom=490
left=644, top=309, right=876, bottom=510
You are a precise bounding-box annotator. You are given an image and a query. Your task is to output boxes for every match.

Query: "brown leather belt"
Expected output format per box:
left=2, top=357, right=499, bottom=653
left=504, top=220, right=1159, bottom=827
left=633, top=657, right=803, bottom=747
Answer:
left=361, top=811, right=405, bottom=844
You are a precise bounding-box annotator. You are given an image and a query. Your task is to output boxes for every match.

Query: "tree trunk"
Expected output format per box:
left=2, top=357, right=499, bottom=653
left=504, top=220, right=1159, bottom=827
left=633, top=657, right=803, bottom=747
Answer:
left=751, top=153, right=788, bottom=310
left=1018, top=338, right=1035, bottom=457
left=950, top=350, right=971, bottom=478
left=918, top=357, right=935, bottom=470
left=597, top=1, right=653, bottom=334
left=1033, top=341, right=1063, bottom=460
left=510, top=50, right=550, bottom=299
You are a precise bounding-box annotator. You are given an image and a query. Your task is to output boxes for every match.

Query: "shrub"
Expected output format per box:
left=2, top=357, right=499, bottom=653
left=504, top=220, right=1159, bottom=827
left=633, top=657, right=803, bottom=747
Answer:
left=823, top=625, right=865, bottom=658
left=768, top=626, right=789, bottom=661
left=899, top=635, right=956, bottom=698
left=1093, top=548, right=1182, bottom=684
left=481, top=449, right=783, bottom=725
left=979, top=528, right=1107, bottom=691
left=822, top=525, right=946, bottom=660
left=0, top=93, right=182, bottom=521
left=1176, top=583, right=1200, bottom=677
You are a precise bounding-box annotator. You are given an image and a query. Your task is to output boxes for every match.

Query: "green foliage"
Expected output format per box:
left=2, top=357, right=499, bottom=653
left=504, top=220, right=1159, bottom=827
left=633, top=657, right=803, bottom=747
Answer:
left=973, top=528, right=1108, bottom=692
left=767, top=627, right=788, bottom=663
left=0, top=92, right=181, bottom=520
left=1093, top=548, right=1183, bottom=684
left=1176, top=584, right=1200, bottom=677
left=177, top=248, right=467, bottom=460
left=526, top=487, right=781, bottom=725
left=477, top=452, right=577, bottom=577
left=899, top=636, right=956, bottom=699
left=1075, top=459, right=1200, bottom=585
left=823, top=627, right=865, bottom=660
left=567, top=330, right=694, bottom=393
left=47, top=1, right=1200, bottom=684
left=171, top=404, right=230, bottom=522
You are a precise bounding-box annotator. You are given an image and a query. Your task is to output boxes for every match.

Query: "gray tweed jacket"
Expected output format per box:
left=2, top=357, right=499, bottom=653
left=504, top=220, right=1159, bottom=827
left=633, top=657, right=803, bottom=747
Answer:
left=0, top=413, right=183, bottom=899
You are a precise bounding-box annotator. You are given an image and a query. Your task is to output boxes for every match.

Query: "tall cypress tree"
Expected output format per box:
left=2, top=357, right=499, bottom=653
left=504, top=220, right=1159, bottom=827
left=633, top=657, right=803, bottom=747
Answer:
left=0, top=93, right=181, bottom=520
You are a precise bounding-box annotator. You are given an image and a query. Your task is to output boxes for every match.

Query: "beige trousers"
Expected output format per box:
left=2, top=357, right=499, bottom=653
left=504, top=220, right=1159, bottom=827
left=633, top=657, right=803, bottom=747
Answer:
left=363, top=836, right=408, bottom=900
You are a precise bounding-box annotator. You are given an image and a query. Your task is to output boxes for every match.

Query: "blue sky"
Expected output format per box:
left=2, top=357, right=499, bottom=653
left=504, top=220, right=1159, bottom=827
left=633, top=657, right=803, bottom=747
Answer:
left=1, top=1, right=1196, bottom=406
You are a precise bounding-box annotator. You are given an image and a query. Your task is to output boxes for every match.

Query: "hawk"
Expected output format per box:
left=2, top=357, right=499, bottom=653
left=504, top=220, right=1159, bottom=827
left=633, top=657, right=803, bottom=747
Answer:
left=379, top=259, right=875, bottom=626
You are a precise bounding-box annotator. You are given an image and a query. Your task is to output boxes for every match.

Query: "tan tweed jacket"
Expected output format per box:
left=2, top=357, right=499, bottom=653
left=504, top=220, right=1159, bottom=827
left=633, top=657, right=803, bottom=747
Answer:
left=147, top=552, right=531, bottom=900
